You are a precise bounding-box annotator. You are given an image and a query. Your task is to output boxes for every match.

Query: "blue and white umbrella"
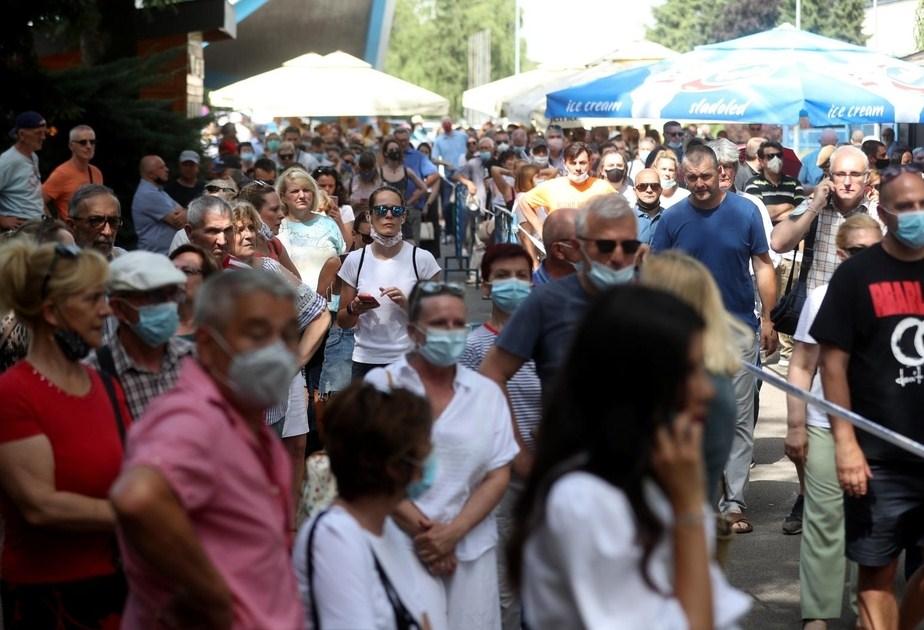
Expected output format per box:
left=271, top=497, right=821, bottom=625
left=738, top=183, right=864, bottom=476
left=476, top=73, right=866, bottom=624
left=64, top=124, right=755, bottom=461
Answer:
left=546, top=25, right=924, bottom=125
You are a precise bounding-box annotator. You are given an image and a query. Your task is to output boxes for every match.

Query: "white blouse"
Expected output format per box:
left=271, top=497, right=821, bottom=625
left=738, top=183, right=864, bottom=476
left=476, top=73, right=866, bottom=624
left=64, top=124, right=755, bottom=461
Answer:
left=522, top=471, right=751, bottom=630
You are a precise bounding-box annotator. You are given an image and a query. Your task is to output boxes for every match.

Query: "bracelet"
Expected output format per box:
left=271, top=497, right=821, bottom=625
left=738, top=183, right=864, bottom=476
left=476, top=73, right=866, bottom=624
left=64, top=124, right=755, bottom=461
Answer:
left=674, top=511, right=707, bottom=527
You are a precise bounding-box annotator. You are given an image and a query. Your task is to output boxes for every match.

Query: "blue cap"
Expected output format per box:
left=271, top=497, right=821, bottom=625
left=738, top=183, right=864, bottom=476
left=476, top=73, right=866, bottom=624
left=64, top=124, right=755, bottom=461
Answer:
left=9, top=111, right=46, bottom=139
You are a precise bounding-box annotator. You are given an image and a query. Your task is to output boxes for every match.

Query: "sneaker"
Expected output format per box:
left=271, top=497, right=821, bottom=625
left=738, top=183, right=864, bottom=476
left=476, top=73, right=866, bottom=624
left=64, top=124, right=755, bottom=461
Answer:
left=782, top=494, right=804, bottom=535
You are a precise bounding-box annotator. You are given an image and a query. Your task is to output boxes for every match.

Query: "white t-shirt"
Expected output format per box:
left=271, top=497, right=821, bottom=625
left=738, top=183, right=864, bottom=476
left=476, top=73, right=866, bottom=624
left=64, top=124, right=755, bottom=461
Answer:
left=338, top=242, right=440, bottom=364
left=522, top=472, right=751, bottom=630
left=793, top=284, right=830, bottom=429
left=294, top=505, right=434, bottom=630
left=339, top=204, right=356, bottom=224
left=168, top=228, right=188, bottom=254
left=659, top=186, right=690, bottom=209
left=365, top=357, right=519, bottom=561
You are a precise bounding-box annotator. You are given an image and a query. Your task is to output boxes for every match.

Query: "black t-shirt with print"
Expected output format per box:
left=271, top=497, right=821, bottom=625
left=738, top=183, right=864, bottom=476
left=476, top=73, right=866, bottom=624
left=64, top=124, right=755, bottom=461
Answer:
left=810, top=243, right=924, bottom=463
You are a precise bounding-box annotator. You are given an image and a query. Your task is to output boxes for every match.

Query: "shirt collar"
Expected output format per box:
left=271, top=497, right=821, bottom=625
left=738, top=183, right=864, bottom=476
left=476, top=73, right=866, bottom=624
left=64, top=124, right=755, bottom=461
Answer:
left=390, top=354, right=474, bottom=393
left=109, top=333, right=194, bottom=375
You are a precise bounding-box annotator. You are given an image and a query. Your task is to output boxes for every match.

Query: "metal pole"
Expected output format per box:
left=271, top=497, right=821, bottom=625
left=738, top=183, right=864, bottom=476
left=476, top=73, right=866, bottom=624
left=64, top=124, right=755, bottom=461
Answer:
left=514, top=0, right=521, bottom=75
left=796, top=0, right=801, bottom=30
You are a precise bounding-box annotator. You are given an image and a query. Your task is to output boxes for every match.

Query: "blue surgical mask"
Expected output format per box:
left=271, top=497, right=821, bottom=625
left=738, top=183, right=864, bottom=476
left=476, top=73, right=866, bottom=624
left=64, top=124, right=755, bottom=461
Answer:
left=582, top=260, right=635, bottom=290
left=889, top=209, right=924, bottom=249
left=130, top=302, right=180, bottom=347
left=417, top=327, right=468, bottom=366
left=406, top=453, right=438, bottom=500
left=478, top=151, right=493, bottom=162
left=267, top=139, right=280, bottom=153
left=490, top=278, right=531, bottom=313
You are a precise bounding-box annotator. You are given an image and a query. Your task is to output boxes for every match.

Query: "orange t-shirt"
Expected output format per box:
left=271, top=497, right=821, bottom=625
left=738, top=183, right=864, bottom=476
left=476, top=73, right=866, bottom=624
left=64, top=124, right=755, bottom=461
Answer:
left=42, top=161, right=104, bottom=219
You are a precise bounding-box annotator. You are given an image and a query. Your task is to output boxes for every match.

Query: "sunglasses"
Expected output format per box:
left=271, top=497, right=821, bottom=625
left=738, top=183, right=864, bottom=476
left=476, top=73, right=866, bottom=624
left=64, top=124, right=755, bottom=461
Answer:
left=41, top=244, right=82, bottom=299
left=278, top=153, right=294, bottom=160
left=635, top=182, right=662, bottom=192
left=372, top=204, right=406, bottom=217
left=253, top=179, right=275, bottom=188
left=845, top=245, right=869, bottom=257
left=73, top=215, right=123, bottom=231
left=206, top=185, right=236, bottom=194
left=415, top=280, right=465, bottom=299
left=73, top=139, right=96, bottom=146
left=577, top=236, right=641, bottom=255
left=762, top=152, right=783, bottom=160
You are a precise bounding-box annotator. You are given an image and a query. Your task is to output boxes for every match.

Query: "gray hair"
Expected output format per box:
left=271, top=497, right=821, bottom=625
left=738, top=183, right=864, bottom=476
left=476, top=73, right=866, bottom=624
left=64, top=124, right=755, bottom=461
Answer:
left=575, top=193, right=634, bottom=236
left=194, top=268, right=296, bottom=332
left=707, top=138, right=740, bottom=166
left=187, top=194, right=231, bottom=229
left=68, top=125, right=94, bottom=143
left=69, top=184, right=120, bottom=218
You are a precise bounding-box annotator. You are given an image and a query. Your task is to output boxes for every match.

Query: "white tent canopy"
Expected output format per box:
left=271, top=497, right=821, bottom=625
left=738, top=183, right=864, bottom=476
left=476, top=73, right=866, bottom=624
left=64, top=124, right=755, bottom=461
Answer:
left=210, top=50, right=449, bottom=118
left=462, top=40, right=676, bottom=123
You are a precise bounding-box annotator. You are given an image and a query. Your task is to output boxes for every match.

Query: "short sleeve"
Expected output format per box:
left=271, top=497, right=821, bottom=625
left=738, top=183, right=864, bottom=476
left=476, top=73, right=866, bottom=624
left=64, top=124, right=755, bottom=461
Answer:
left=336, top=249, right=361, bottom=288
left=414, top=248, right=441, bottom=279
left=793, top=286, right=826, bottom=344
left=793, top=181, right=806, bottom=205
left=419, top=156, right=437, bottom=178
left=809, top=264, right=857, bottom=352
left=747, top=202, right=769, bottom=255
left=330, top=224, right=347, bottom=255
left=744, top=180, right=760, bottom=196
left=650, top=213, right=671, bottom=252
left=340, top=205, right=355, bottom=224
left=485, top=384, right=519, bottom=470
left=42, top=169, right=64, bottom=202
left=0, top=376, right=42, bottom=443
left=496, top=290, right=543, bottom=360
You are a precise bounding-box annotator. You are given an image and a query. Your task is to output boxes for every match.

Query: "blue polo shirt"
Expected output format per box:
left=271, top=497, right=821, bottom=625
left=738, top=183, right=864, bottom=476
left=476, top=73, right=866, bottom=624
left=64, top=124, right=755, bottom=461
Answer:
left=433, top=132, right=468, bottom=171
left=635, top=204, right=664, bottom=245
left=132, top=180, right=179, bottom=254
left=402, top=148, right=437, bottom=209
left=651, top=193, right=768, bottom=329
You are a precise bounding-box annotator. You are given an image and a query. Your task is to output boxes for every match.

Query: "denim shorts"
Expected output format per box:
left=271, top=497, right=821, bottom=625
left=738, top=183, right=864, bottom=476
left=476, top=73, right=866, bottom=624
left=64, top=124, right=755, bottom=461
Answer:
left=318, top=326, right=355, bottom=395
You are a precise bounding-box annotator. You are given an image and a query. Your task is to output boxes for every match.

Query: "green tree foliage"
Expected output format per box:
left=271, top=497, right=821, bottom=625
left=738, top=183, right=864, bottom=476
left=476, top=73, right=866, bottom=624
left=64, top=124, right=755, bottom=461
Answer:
left=385, top=0, right=526, bottom=115
left=647, top=0, right=867, bottom=52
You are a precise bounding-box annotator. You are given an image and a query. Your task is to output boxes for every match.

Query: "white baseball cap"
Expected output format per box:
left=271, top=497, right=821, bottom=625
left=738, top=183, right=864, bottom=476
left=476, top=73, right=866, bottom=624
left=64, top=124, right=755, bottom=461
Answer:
left=109, top=251, right=186, bottom=292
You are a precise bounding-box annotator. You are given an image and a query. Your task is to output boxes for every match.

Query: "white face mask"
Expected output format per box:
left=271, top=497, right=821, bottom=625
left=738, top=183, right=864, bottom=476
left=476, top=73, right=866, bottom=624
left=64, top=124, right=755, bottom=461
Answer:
left=766, top=156, right=783, bottom=175
left=568, top=171, right=590, bottom=184
left=660, top=176, right=677, bottom=190
left=532, top=154, right=549, bottom=167
left=638, top=150, right=651, bottom=164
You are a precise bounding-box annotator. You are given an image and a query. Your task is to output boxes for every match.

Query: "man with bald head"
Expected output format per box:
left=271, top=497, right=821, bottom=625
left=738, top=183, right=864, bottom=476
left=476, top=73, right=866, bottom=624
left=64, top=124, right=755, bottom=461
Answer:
left=633, top=168, right=664, bottom=245
left=772, top=145, right=881, bottom=291
left=735, top=136, right=766, bottom=192
left=132, top=155, right=186, bottom=254
left=532, top=207, right=579, bottom=285
left=799, top=129, right=839, bottom=189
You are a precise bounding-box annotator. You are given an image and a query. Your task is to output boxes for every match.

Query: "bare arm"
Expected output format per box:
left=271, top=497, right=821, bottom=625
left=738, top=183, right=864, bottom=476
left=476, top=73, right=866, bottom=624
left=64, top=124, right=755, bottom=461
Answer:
left=0, top=435, right=115, bottom=531
left=752, top=252, right=779, bottom=355
left=818, top=344, right=871, bottom=497
left=406, top=170, right=427, bottom=206
left=111, top=466, right=232, bottom=627
left=490, top=166, right=514, bottom=203
left=296, top=309, right=331, bottom=367
left=784, top=341, right=819, bottom=466
left=317, top=256, right=341, bottom=305
left=770, top=180, right=830, bottom=252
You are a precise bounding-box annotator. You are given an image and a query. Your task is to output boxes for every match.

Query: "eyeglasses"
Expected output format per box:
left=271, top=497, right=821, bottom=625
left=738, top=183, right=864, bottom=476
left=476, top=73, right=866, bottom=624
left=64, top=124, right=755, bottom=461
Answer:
left=73, top=139, right=96, bottom=146
left=41, top=244, right=82, bottom=299
left=845, top=245, right=869, bottom=257
left=830, top=170, right=868, bottom=181
left=278, top=153, right=294, bottom=160
left=577, top=236, right=641, bottom=255
left=73, top=215, right=122, bottom=231
left=666, top=131, right=684, bottom=137
left=205, top=185, right=237, bottom=194
left=372, top=204, right=406, bottom=217
left=253, top=179, right=275, bottom=188
left=312, top=166, right=338, bottom=178
left=635, top=182, right=662, bottom=192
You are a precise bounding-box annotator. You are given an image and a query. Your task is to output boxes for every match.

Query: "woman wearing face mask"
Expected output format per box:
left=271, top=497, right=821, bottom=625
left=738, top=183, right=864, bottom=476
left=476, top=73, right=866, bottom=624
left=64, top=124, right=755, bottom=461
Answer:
left=509, top=286, right=750, bottom=629
left=231, top=202, right=331, bottom=508
left=653, top=150, right=690, bottom=209
left=350, top=151, right=384, bottom=213
left=598, top=147, right=637, bottom=206
left=295, top=382, right=440, bottom=630
left=381, top=138, right=427, bottom=209
left=365, top=281, right=519, bottom=630
left=337, top=186, right=441, bottom=380
left=0, top=240, right=131, bottom=629
left=276, top=167, right=346, bottom=290
left=459, top=244, right=541, bottom=629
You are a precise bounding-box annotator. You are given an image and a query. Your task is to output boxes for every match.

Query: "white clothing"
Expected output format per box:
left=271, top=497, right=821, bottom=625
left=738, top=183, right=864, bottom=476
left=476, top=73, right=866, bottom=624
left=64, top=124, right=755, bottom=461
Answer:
left=339, top=243, right=440, bottom=364
left=522, top=472, right=751, bottom=630
left=739, top=191, right=782, bottom=270
left=168, top=228, right=189, bottom=254
left=294, top=505, right=439, bottom=630
left=613, top=182, right=636, bottom=207
left=659, top=186, right=690, bottom=209
left=793, top=284, right=830, bottom=429
left=339, top=204, right=356, bottom=224
left=278, top=214, right=346, bottom=291
left=280, top=372, right=309, bottom=438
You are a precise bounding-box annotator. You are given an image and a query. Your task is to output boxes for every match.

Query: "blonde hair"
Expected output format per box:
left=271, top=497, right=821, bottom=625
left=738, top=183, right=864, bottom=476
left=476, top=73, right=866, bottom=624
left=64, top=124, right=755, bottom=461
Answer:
left=275, top=166, right=320, bottom=215
left=231, top=200, right=264, bottom=231
left=640, top=251, right=752, bottom=376
left=835, top=213, right=881, bottom=250
left=652, top=150, right=679, bottom=171
left=0, top=240, right=108, bottom=326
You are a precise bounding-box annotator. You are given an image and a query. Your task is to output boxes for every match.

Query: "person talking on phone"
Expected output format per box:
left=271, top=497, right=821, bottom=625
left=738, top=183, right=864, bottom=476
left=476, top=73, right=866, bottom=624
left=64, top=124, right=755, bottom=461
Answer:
left=771, top=145, right=882, bottom=292
left=337, top=185, right=441, bottom=380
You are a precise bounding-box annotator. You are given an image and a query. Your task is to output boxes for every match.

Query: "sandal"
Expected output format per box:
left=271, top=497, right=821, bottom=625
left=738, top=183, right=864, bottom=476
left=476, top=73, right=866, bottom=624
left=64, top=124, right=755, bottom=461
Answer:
left=728, top=511, right=753, bottom=534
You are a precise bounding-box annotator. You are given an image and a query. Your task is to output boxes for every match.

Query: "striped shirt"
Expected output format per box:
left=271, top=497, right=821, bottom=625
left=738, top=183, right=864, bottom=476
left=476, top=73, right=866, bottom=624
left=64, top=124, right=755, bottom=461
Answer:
left=744, top=174, right=805, bottom=221
left=460, top=323, right=542, bottom=450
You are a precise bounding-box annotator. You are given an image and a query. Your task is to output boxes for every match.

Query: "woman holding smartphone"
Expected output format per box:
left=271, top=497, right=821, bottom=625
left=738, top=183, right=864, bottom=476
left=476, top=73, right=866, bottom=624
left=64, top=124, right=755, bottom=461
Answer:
left=337, top=186, right=441, bottom=380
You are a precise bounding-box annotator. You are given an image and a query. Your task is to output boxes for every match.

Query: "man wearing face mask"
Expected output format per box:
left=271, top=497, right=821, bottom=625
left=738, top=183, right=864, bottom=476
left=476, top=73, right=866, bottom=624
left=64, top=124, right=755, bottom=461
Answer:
left=810, top=166, right=924, bottom=630
left=482, top=194, right=639, bottom=391
left=862, top=139, right=891, bottom=172
left=744, top=141, right=806, bottom=224
left=652, top=144, right=778, bottom=532
left=735, top=136, right=766, bottom=193
left=517, top=142, right=614, bottom=237
left=545, top=124, right=566, bottom=173
left=510, top=127, right=529, bottom=159
left=455, top=137, right=496, bottom=212
left=110, top=269, right=305, bottom=630
left=87, top=251, right=192, bottom=422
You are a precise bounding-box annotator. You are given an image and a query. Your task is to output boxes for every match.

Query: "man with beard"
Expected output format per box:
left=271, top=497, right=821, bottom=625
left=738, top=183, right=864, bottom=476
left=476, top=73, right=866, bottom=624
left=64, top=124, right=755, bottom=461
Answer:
left=132, top=155, right=186, bottom=254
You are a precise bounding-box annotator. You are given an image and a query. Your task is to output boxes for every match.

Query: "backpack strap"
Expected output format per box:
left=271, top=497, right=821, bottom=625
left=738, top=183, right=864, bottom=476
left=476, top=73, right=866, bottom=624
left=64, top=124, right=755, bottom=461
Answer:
left=370, top=550, right=422, bottom=630
left=97, top=344, right=117, bottom=379
left=306, top=509, right=331, bottom=630
left=96, top=345, right=129, bottom=442
left=412, top=245, right=419, bottom=281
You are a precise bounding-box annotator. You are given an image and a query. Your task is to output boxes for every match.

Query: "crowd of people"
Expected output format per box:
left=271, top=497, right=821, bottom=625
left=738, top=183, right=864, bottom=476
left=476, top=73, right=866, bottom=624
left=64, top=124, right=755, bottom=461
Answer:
left=0, top=107, right=921, bottom=630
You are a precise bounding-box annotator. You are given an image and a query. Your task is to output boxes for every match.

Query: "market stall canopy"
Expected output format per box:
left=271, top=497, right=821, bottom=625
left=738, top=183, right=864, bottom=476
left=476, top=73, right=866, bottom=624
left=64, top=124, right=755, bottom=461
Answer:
left=462, top=40, right=675, bottom=123
left=210, top=50, right=449, bottom=118
left=546, top=25, right=924, bottom=125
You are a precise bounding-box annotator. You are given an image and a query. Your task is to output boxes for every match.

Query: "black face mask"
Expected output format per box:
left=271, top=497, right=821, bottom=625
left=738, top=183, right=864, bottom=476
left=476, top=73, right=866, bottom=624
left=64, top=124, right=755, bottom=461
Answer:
left=637, top=196, right=660, bottom=212
left=54, top=328, right=91, bottom=361
left=386, top=150, right=402, bottom=161
left=605, top=167, right=625, bottom=183
left=875, top=158, right=890, bottom=170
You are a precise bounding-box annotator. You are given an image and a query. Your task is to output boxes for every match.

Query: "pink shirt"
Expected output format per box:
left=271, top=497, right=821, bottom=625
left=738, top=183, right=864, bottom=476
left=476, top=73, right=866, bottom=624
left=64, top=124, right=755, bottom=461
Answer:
left=119, top=358, right=304, bottom=629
